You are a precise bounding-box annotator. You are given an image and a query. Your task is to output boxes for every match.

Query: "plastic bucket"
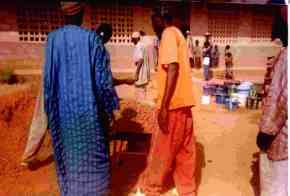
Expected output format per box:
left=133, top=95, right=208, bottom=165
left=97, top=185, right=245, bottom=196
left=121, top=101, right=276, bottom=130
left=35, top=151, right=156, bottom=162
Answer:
left=216, top=94, right=226, bottom=104
left=201, top=95, right=210, bottom=105
left=238, top=94, right=248, bottom=107
left=225, top=99, right=239, bottom=111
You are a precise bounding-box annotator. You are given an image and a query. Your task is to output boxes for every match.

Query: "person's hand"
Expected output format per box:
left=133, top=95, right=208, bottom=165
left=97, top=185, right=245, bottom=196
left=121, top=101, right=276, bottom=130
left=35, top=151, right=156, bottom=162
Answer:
left=135, top=74, right=139, bottom=82
left=158, top=108, right=169, bottom=134
left=256, top=131, right=276, bottom=152
left=125, top=78, right=135, bottom=85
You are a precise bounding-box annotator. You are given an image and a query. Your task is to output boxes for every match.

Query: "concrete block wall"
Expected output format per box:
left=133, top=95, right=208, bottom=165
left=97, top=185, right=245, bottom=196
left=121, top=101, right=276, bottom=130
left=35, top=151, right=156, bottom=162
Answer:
left=0, top=5, right=44, bottom=69
left=0, top=4, right=282, bottom=73
left=189, top=5, right=281, bottom=68
left=0, top=5, right=153, bottom=72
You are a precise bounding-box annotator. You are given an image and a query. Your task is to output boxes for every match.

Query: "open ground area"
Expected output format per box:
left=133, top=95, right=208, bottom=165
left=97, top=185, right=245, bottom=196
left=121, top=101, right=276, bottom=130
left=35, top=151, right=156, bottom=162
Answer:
left=0, top=74, right=262, bottom=196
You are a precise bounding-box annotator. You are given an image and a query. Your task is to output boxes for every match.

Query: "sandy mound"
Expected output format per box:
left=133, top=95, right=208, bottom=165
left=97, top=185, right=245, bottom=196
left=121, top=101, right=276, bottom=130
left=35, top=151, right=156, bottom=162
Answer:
left=0, top=85, right=36, bottom=177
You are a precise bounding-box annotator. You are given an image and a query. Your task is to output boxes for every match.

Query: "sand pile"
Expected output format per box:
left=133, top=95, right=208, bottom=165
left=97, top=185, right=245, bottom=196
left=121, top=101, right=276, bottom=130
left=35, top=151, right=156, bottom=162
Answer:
left=0, top=85, right=36, bottom=177
left=0, top=89, right=157, bottom=174
left=0, top=85, right=159, bottom=195
left=112, top=99, right=158, bottom=134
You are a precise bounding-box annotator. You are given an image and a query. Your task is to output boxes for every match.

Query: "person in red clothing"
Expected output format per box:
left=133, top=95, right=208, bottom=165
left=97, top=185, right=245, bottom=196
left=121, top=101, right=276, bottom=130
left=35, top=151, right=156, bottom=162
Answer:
left=256, top=4, right=288, bottom=196
left=138, top=11, right=197, bottom=196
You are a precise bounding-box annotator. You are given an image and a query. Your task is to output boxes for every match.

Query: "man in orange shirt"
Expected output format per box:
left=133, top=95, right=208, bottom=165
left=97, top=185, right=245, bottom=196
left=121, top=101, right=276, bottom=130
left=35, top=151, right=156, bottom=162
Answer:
left=139, top=12, right=196, bottom=196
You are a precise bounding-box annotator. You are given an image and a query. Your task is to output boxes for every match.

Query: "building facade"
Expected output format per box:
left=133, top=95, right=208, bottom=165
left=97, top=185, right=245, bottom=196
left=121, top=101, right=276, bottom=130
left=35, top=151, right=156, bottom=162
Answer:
left=0, top=1, right=282, bottom=73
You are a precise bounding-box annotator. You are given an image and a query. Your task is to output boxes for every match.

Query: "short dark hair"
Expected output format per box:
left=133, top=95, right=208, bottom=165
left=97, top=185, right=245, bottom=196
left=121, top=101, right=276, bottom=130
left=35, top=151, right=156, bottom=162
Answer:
left=272, top=11, right=288, bottom=47
left=139, top=30, right=146, bottom=36
left=96, top=23, right=113, bottom=43
left=163, top=13, right=173, bottom=24
left=204, top=41, right=210, bottom=48
left=96, top=23, right=112, bottom=36
left=225, top=45, right=230, bottom=49
left=64, top=9, right=84, bottom=26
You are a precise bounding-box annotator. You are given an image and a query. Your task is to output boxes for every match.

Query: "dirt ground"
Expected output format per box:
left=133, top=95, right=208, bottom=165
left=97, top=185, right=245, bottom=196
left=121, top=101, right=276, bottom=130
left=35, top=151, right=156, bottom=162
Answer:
left=0, top=77, right=261, bottom=196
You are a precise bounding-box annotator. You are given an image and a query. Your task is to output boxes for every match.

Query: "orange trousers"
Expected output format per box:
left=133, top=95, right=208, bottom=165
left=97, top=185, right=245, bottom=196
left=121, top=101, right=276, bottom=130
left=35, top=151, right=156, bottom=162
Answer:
left=140, top=107, right=196, bottom=196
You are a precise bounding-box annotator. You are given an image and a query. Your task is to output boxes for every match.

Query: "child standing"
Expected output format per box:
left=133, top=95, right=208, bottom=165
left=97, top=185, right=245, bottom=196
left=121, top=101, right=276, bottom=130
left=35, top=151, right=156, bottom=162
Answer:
left=225, top=52, right=234, bottom=80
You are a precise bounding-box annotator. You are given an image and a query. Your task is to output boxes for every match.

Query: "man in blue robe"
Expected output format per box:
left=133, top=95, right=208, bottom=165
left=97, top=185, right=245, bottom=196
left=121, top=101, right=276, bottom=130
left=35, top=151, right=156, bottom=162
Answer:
left=43, top=2, right=119, bottom=195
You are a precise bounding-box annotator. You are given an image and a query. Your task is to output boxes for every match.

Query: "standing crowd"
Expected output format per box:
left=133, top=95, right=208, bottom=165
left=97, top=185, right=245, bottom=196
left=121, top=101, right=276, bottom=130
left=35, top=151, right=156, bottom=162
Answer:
left=185, top=32, right=234, bottom=81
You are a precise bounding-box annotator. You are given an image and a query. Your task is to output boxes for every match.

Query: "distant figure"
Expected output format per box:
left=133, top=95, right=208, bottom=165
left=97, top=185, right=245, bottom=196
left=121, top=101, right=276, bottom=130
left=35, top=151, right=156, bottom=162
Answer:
left=211, top=45, right=220, bottom=67
left=225, top=52, right=234, bottom=80
left=96, top=23, right=135, bottom=85
left=202, top=41, right=212, bottom=81
left=225, top=45, right=231, bottom=55
left=96, top=23, right=112, bottom=44
left=186, top=30, right=195, bottom=68
left=132, top=31, right=150, bottom=100
left=204, top=32, right=214, bottom=68
left=139, top=30, right=158, bottom=73
left=140, top=30, right=146, bottom=37
left=193, top=40, right=202, bottom=69
left=152, top=36, right=159, bottom=71
left=139, top=30, right=149, bottom=46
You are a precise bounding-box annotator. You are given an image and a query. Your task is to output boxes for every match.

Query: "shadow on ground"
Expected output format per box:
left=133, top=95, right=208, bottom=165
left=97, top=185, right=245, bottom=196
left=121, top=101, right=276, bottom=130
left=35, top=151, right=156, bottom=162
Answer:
left=250, top=152, right=260, bottom=196
left=27, top=154, right=54, bottom=171
left=110, top=142, right=206, bottom=196
left=22, top=106, right=206, bottom=196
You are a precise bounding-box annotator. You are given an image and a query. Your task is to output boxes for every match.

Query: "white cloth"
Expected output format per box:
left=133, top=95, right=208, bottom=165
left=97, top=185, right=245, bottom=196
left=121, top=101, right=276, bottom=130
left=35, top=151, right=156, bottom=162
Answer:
left=260, top=152, right=288, bottom=196
left=203, top=57, right=210, bottom=66
left=132, top=31, right=141, bottom=38
left=140, top=36, right=153, bottom=47
left=186, top=37, right=194, bottom=58
left=133, top=42, right=145, bottom=64
left=133, top=42, right=150, bottom=87
left=140, top=36, right=157, bottom=69
left=22, top=85, right=48, bottom=161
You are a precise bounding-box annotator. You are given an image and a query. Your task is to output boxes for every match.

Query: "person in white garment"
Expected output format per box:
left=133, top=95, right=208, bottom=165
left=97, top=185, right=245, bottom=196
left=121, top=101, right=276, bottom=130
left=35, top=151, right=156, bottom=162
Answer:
left=132, top=31, right=150, bottom=100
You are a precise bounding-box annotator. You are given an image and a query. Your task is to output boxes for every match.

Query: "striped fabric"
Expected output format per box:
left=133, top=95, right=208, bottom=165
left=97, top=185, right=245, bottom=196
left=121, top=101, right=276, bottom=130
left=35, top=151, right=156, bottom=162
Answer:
left=44, top=25, right=119, bottom=196
left=260, top=48, right=288, bottom=161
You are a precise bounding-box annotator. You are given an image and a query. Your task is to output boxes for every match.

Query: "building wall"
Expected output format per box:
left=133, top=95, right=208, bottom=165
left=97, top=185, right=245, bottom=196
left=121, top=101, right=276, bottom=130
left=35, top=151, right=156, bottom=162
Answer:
left=0, top=6, right=153, bottom=71
left=189, top=5, right=280, bottom=67
left=0, top=4, right=281, bottom=73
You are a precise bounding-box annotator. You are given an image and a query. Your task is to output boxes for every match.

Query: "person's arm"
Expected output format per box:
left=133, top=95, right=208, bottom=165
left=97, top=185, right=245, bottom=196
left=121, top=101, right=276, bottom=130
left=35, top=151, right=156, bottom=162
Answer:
left=161, top=63, right=179, bottom=109
left=157, top=28, right=179, bottom=133
left=158, top=63, right=179, bottom=133
left=92, top=34, right=119, bottom=121
left=154, top=47, right=159, bottom=72
left=257, top=49, right=287, bottom=151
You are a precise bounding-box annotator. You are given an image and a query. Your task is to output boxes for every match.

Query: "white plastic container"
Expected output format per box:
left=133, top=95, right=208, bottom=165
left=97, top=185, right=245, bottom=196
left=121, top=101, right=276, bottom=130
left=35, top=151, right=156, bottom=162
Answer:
left=238, top=94, right=248, bottom=107
left=201, top=95, right=211, bottom=105
left=236, top=82, right=252, bottom=107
